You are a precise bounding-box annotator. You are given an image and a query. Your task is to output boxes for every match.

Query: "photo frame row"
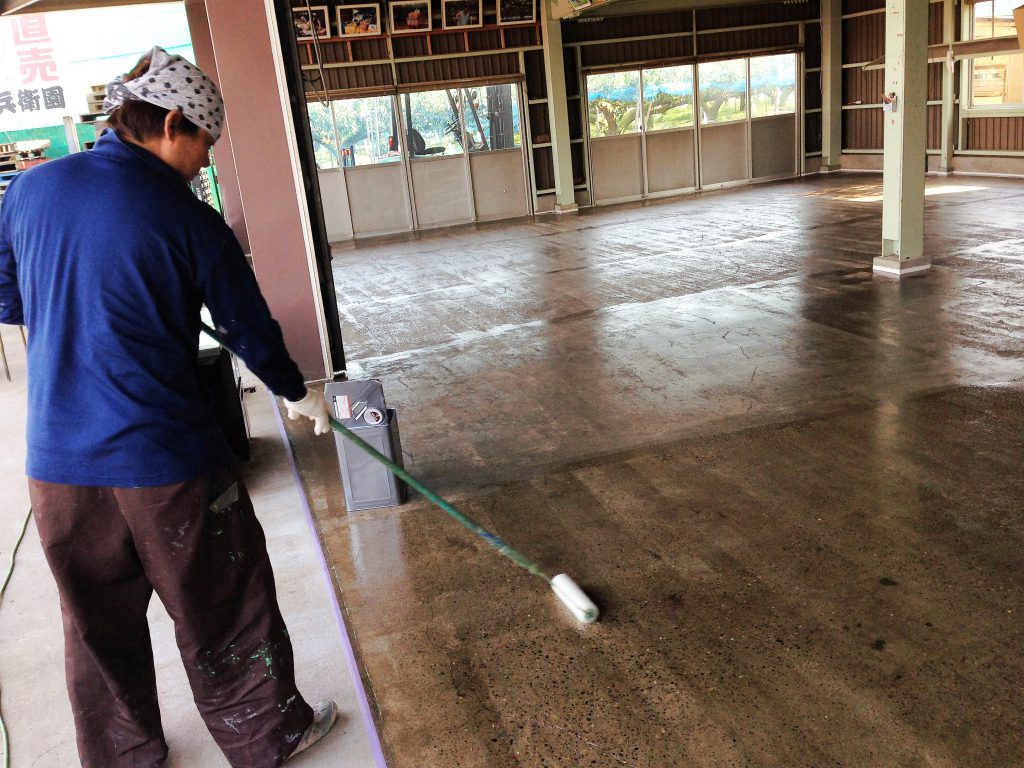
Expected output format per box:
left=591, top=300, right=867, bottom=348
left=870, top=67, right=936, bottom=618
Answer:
left=292, top=0, right=534, bottom=40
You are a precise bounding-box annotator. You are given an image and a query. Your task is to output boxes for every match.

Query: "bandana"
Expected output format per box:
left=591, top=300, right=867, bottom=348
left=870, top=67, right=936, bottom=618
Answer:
left=104, top=46, right=224, bottom=142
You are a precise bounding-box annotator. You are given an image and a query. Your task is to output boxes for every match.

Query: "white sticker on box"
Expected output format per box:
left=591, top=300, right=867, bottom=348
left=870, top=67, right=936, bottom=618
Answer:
left=334, top=395, right=351, bottom=419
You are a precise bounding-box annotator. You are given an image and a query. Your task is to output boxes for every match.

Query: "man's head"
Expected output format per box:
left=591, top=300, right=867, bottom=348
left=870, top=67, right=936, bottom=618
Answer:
left=104, top=46, right=223, bottom=180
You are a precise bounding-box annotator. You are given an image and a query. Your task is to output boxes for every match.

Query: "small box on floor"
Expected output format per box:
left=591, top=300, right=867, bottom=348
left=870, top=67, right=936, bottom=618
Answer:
left=324, top=380, right=407, bottom=512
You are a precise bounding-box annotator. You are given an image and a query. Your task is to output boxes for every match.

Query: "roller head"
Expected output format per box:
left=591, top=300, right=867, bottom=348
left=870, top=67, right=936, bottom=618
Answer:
left=551, top=573, right=599, bottom=623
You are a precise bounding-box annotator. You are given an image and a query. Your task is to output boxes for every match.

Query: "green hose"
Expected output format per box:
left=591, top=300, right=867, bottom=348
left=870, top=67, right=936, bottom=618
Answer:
left=1, top=506, right=33, bottom=768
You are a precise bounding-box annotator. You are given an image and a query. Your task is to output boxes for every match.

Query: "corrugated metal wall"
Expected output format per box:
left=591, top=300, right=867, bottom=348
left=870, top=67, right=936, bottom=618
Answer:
left=841, top=0, right=1022, bottom=154
left=966, top=117, right=1024, bottom=151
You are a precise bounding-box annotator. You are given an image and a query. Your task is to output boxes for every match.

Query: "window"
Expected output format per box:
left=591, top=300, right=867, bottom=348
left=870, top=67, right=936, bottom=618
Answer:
left=641, top=65, right=694, bottom=131
left=307, top=96, right=400, bottom=170
left=332, top=96, right=401, bottom=166
left=749, top=54, right=796, bottom=118
left=969, top=0, right=1024, bottom=108
left=587, top=71, right=641, bottom=138
left=697, top=59, right=747, bottom=124
left=461, top=83, right=522, bottom=152
left=403, top=89, right=464, bottom=157
left=308, top=101, right=340, bottom=170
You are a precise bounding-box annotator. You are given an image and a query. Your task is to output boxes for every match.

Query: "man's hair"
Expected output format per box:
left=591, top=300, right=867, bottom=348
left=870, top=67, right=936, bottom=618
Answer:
left=106, top=100, right=200, bottom=143
left=104, top=57, right=200, bottom=143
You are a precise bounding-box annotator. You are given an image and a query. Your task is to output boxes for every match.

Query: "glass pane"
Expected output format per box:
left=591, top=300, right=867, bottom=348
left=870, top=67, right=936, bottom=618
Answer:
left=331, top=96, right=401, bottom=167
left=749, top=54, right=797, bottom=118
left=462, top=83, right=522, bottom=152
left=587, top=71, right=641, bottom=138
left=403, top=89, right=464, bottom=158
left=971, top=53, right=1024, bottom=106
left=641, top=65, right=694, bottom=131
left=307, top=101, right=340, bottom=170
left=698, top=59, right=747, bottom=124
left=974, top=0, right=1017, bottom=40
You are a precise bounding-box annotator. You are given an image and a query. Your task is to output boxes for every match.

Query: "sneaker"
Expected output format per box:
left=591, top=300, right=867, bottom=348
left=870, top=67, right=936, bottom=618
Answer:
left=288, top=701, right=338, bottom=761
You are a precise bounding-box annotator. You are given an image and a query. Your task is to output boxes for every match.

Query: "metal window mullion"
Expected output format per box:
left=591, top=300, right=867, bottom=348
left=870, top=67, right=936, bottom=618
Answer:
left=395, top=93, right=419, bottom=231
left=639, top=68, right=649, bottom=198
left=459, top=86, right=478, bottom=222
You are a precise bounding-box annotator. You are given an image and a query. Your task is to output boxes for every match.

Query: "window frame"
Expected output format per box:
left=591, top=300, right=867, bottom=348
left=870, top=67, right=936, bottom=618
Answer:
left=960, top=0, right=1024, bottom=117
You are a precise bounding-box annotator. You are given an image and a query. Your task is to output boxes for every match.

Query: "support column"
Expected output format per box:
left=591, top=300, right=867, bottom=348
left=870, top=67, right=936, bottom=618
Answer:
left=540, top=0, right=577, bottom=213
left=821, top=0, right=843, bottom=170
left=190, top=0, right=332, bottom=377
left=939, top=0, right=956, bottom=173
left=874, top=0, right=930, bottom=278
left=184, top=0, right=250, bottom=253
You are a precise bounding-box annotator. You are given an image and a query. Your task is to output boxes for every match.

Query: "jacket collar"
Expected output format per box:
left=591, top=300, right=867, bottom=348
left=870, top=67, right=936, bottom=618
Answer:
left=92, top=128, right=186, bottom=185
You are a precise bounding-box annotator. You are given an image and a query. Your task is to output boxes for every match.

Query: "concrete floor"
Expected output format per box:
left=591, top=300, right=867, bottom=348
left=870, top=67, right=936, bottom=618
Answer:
left=283, top=173, right=1024, bottom=767
left=0, top=334, right=379, bottom=766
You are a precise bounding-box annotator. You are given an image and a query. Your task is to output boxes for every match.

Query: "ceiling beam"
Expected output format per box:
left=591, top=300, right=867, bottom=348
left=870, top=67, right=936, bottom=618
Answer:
left=862, top=35, right=1023, bottom=70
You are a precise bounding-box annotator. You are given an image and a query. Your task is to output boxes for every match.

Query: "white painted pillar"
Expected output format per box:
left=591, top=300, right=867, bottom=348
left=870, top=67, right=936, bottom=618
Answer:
left=540, top=0, right=577, bottom=212
left=939, top=0, right=956, bottom=172
left=874, top=0, right=930, bottom=277
left=821, top=0, right=843, bottom=170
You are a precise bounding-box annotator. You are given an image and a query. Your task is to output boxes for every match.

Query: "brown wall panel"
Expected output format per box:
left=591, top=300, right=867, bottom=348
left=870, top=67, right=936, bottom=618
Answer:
left=966, top=117, right=1024, bottom=151
left=805, top=21, right=822, bottom=69
left=306, top=64, right=394, bottom=93
left=697, top=25, right=800, bottom=56
left=533, top=145, right=554, bottom=190
left=392, top=36, right=429, bottom=58
left=927, top=103, right=942, bottom=150
left=562, top=12, right=692, bottom=44
left=805, top=70, right=822, bottom=110
left=927, top=61, right=943, bottom=102
left=564, top=52, right=580, bottom=98
left=471, top=30, right=503, bottom=50
left=431, top=33, right=468, bottom=55
left=695, top=1, right=819, bottom=30
left=350, top=38, right=390, bottom=61
left=502, top=27, right=537, bottom=48
left=928, top=1, right=944, bottom=45
left=843, top=0, right=883, bottom=13
left=843, top=67, right=883, bottom=105
left=580, top=36, right=693, bottom=67
left=843, top=108, right=883, bottom=149
left=524, top=49, right=546, bottom=98
left=843, top=12, right=884, bottom=64
left=805, top=111, right=823, bottom=153
left=395, top=53, right=519, bottom=85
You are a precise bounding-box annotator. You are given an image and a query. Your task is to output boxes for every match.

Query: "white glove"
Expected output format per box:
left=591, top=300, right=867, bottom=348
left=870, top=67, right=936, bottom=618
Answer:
left=284, top=387, right=331, bottom=436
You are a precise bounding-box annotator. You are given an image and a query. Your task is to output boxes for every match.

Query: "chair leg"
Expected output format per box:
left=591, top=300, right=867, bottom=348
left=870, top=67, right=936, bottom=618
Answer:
left=19, top=325, right=26, bottom=348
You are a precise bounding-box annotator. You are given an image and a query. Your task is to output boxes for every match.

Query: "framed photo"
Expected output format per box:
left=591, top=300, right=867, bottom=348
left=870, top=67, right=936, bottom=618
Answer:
left=441, top=0, right=482, bottom=29
left=336, top=3, right=382, bottom=37
left=497, top=0, right=534, bottom=24
left=291, top=6, right=331, bottom=40
left=390, top=0, right=432, bottom=33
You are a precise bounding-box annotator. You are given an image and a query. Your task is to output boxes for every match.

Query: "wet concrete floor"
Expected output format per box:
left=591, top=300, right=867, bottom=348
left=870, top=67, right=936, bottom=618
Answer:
left=286, top=174, right=1024, bottom=766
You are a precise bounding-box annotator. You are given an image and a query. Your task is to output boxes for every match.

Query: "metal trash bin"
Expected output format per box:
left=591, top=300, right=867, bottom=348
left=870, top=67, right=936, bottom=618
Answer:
left=324, top=379, right=406, bottom=512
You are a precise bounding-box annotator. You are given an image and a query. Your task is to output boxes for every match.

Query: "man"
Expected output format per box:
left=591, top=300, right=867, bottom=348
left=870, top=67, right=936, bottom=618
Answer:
left=0, top=47, right=337, bottom=767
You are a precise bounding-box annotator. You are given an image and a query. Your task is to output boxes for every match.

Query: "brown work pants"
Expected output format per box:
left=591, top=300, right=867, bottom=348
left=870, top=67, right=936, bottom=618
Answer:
left=29, top=471, right=314, bottom=768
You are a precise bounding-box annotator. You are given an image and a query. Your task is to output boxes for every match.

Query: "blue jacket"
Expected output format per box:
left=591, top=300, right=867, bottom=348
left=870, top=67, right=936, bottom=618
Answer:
left=0, top=130, right=307, bottom=487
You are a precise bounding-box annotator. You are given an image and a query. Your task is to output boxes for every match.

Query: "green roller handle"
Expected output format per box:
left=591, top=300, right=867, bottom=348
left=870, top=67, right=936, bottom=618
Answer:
left=326, top=414, right=551, bottom=584
left=198, top=322, right=552, bottom=585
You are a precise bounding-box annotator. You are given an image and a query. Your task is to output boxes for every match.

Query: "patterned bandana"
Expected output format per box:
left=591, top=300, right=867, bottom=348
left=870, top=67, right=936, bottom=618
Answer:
left=104, top=46, right=224, bottom=142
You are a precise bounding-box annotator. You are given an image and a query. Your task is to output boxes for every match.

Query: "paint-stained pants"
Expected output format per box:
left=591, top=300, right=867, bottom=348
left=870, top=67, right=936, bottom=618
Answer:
left=29, top=471, right=314, bottom=768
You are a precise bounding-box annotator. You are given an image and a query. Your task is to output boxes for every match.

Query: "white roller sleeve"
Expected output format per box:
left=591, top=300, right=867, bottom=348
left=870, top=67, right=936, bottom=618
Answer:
left=551, top=573, right=599, bottom=623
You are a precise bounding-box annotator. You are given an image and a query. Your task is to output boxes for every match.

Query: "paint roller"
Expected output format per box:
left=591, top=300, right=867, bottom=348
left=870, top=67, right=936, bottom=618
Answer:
left=200, top=323, right=600, bottom=624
